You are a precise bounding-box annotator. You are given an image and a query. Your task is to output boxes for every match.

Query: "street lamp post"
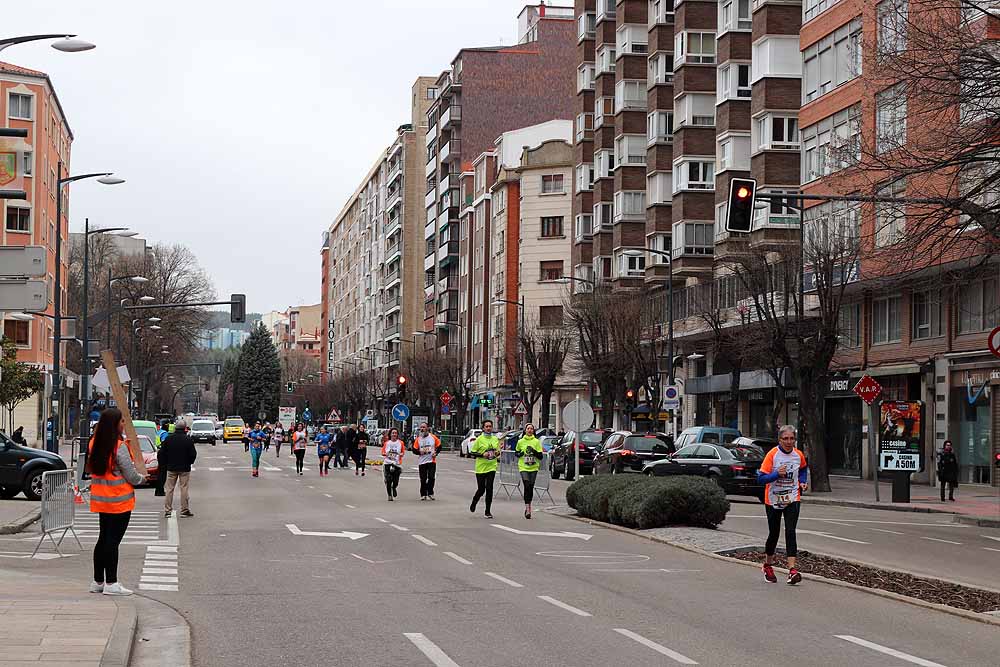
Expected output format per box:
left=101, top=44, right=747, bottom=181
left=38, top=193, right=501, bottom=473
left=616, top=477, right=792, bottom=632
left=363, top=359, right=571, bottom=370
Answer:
left=106, top=272, right=147, bottom=350
left=491, top=297, right=525, bottom=424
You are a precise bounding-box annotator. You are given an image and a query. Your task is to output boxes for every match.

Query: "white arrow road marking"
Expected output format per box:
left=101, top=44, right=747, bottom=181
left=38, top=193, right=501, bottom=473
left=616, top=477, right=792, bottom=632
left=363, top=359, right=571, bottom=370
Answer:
left=538, top=595, right=591, bottom=617
left=492, top=524, right=592, bottom=540
left=374, top=517, right=389, bottom=523
left=985, top=548, right=1000, bottom=553
left=351, top=554, right=402, bottom=564
left=835, top=635, right=946, bottom=667
left=345, top=504, right=357, bottom=509
left=982, top=535, right=1000, bottom=542
left=403, top=633, right=461, bottom=667
left=797, top=529, right=870, bottom=545
left=483, top=572, right=523, bottom=588
left=920, top=536, right=962, bottom=545
left=323, top=493, right=333, bottom=498
left=868, top=528, right=905, bottom=535
left=413, top=535, right=437, bottom=547
left=614, top=629, right=698, bottom=664
left=285, top=524, right=368, bottom=540
left=390, top=524, right=410, bottom=532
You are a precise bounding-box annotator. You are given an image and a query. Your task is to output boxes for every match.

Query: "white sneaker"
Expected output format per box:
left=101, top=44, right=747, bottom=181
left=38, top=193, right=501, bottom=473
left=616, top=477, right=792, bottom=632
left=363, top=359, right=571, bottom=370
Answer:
left=102, top=583, right=133, bottom=596
left=89, top=581, right=104, bottom=593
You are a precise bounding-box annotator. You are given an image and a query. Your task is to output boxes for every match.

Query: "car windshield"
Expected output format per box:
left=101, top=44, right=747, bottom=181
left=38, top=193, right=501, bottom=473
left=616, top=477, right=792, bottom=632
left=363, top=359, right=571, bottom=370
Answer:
left=134, top=425, right=158, bottom=444
left=192, top=421, right=214, bottom=431
left=723, top=443, right=765, bottom=460
left=722, top=431, right=740, bottom=444
left=137, top=435, right=155, bottom=453
left=623, top=435, right=668, bottom=452
left=225, top=419, right=243, bottom=427
left=580, top=432, right=604, bottom=444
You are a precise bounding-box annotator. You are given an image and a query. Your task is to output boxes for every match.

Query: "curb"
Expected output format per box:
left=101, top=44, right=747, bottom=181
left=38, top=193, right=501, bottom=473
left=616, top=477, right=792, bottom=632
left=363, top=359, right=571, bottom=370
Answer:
left=129, top=594, right=192, bottom=667
left=800, top=496, right=954, bottom=514
left=103, top=598, right=138, bottom=667
left=954, top=514, right=1000, bottom=529
left=550, top=510, right=1000, bottom=628
left=0, top=506, right=40, bottom=534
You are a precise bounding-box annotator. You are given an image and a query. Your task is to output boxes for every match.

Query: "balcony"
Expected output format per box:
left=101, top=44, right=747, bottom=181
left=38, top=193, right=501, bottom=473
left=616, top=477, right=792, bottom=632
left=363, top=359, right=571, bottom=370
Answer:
left=385, top=240, right=402, bottom=263
left=384, top=293, right=402, bottom=314
left=424, top=251, right=436, bottom=272
left=425, top=187, right=437, bottom=209
left=424, top=299, right=436, bottom=320
left=425, top=155, right=437, bottom=178
left=435, top=308, right=458, bottom=325
left=388, top=349, right=400, bottom=364
left=387, top=161, right=403, bottom=186
left=437, top=274, right=458, bottom=293
left=441, top=104, right=462, bottom=129
left=387, top=187, right=403, bottom=212
left=425, top=123, right=438, bottom=147
left=437, top=240, right=459, bottom=264
left=383, top=323, right=401, bottom=339
left=439, top=138, right=461, bottom=164
left=384, top=268, right=401, bottom=286
left=438, top=172, right=460, bottom=197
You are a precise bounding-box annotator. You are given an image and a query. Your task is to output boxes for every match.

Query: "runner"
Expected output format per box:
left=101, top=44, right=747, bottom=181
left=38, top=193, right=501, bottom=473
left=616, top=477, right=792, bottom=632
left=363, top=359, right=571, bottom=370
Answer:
left=411, top=422, right=442, bottom=500
left=381, top=428, right=405, bottom=501
left=515, top=423, right=543, bottom=519
left=243, top=423, right=251, bottom=452
left=469, top=420, right=501, bottom=519
left=354, top=423, right=370, bottom=476
left=292, top=424, right=308, bottom=475
left=272, top=422, right=285, bottom=458
left=316, top=426, right=333, bottom=476
left=262, top=422, right=272, bottom=452
left=757, top=425, right=808, bottom=585
left=248, top=423, right=264, bottom=478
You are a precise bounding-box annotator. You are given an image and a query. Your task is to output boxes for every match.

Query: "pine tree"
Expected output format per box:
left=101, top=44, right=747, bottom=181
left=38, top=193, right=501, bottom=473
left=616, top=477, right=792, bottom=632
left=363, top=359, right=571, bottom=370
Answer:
left=217, top=357, right=238, bottom=416
left=236, top=324, right=280, bottom=422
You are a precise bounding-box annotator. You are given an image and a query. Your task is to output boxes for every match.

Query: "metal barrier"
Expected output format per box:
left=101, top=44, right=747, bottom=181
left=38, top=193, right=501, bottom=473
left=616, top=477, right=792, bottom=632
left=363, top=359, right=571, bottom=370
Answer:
left=496, top=450, right=522, bottom=499
left=32, top=469, right=82, bottom=557
left=532, top=452, right=554, bottom=504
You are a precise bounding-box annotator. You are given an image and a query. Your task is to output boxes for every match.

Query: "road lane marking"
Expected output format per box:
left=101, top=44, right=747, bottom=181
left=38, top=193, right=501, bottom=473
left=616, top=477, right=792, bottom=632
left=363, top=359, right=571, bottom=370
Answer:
left=142, top=568, right=178, bottom=576
left=797, top=530, right=870, bottom=545
left=538, top=595, right=591, bottom=617
left=141, top=575, right=179, bottom=583
left=483, top=572, right=523, bottom=588
left=285, top=524, right=368, bottom=540
left=835, top=635, right=946, bottom=667
left=146, top=546, right=177, bottom=553
left=590, top=568, right=702, bottom=573
left=403, top=633, right=461, bottom=667
left=145, top=553, right=178, bottom=561
left=868, top=528, right=905, bottom=535
left=982, top=535, right=1000, bottom=542
left=323, top=493, right=333, bottom=498
left=374, top=517, right=389, bottom=523
left=920, top=537, right=962, bottom=545
left=443, top=552, right=472, bottom=565
left=727, top=515, right=968, bottom=527
left=208, top=467, right=224, bottom=471
left=413, top=535, right=437, bottom=547
left=345, top=504, right=357, bottom=509
left=391, top=524, right=410, bottom=532
left=614, top=629, right=697, bottom=664
left=492, top=524, right=592, bottom=540
left=984, top=547, right=1000, bottom=553
left=139, top=583, right=178, bottom=592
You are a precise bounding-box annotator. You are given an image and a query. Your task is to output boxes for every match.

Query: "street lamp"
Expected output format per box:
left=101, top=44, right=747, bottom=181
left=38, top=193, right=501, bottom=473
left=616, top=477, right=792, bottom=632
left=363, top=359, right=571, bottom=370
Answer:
left=0, top=34, right=96, bottom=53
left=106, top=273, right=146, bottom=348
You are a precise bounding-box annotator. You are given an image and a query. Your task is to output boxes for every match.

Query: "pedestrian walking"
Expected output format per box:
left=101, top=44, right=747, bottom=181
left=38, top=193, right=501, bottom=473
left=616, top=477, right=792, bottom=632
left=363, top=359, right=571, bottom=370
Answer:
left=354, top=423, right=370, bottom=476
left=757, top=425, right=808, bottom=585
left=515, top=424, right=544, bottom=519
left=292, top=424, right=308, bottom=475
left=332, top=425, right=346, bottom=468
left=412, top=422, right=442, bottom=500
left=87, top=408, right=147, bottom=596
left=342, top=425, right=358, bottom=469
left=156, top=420, right=170, bottom=445
left=262, top=422, right=272, bottom=452
left=317, top=426, right=333, bottom=476
left=937, top=440, right=959, bottom=502
left=243, top=424, right=251, bottom=453
left=161, top=417, right=197, bottom=517
left=382, top=428, right=405, bottom=501
left=470, top=420, right=501, bottom=519
left=249, top=423, right=265, bottom=477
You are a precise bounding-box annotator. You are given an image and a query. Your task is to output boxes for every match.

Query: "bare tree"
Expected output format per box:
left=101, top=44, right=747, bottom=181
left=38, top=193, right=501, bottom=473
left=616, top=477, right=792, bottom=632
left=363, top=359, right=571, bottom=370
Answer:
left=518, top=318, right=572, bottom=427
left=564, top=285, right=627, bottom=428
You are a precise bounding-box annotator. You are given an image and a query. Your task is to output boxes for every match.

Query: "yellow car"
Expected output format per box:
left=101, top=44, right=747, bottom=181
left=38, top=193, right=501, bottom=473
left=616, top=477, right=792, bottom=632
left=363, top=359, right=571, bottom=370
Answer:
left=223, top=417, right=245, bottom=443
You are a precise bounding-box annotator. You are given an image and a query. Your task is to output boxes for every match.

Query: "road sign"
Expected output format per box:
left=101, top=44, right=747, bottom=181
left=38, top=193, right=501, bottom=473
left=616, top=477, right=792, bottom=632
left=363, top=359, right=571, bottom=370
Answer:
left=989, top=326, right=1000, bottom=359
left=0, top=246, right=46, bottom=277
left=0, top=279, right=48, bottom=311
left=662, top=385, right=680, bottom=411
left=513, top=400, right=528, bottom=416
left=327, top=408, right=342, bottom=423
left=561, top=399, right=595, bottom=432
left=852, top=374, right=883, bottom=406
left=440, top=391, right=452, bottom=405
left=391, top=403, right=410, bottom=421
left=880, top=452, right=920, bottom=471
left=258, top=410, right=267, bottom=421
left=441, top=402, right=450, bottom=415
left=364, top=417, right=379, bottom=431
left=278, top=407, right=296, bottom=427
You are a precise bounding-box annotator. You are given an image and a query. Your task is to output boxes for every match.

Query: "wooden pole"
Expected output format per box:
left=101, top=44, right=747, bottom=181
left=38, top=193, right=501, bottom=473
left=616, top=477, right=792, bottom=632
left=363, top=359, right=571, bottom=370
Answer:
left=99, top=350, right=148, bottom=476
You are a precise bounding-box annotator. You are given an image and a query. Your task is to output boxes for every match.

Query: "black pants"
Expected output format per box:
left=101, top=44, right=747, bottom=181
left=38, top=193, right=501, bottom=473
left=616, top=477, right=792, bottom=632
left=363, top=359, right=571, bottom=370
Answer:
left=940, top=479, right=956, bottom=500
left=419, top=462, right=437, bottom=497
left=521, top=470, right=538, bottom=505
left=354, top=448, right=366, bottom=472
left=472, top=471, right=496, bottom=514
left=243, top=438, right=249, bottom=452
left=93, top=511, right=131, bottom=584
left=384, top=464, right=401, bottom=496
left=294, top=448, right=305, bottom=473
left=333, top=445, right=346, bottom=468
left=765, top=502, right=800, bottom=557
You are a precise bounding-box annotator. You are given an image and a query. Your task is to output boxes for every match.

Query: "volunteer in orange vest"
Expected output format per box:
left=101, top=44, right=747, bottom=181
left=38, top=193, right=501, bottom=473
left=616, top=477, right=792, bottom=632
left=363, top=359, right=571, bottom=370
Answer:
left=411, top=422, right=442, bottom=500
left=87, top=408, right=147, bottom=596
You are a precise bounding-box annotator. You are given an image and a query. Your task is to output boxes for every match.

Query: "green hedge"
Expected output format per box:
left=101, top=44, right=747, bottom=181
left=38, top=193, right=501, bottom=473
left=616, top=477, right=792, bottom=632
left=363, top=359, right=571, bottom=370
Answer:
left=566, top=474, right=729, bottom=529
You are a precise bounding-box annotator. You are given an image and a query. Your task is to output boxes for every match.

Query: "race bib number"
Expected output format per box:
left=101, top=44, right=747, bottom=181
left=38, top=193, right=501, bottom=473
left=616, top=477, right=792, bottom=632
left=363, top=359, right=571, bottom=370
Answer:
left=420, top=446, right=432, bottom=455
left=523, top=454, right=536, bottom=466
left=774, top=491, right=793, bottom=506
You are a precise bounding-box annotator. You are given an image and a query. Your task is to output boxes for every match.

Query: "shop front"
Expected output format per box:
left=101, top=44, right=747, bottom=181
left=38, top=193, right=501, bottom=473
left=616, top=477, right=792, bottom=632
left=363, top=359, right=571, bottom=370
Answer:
left=947, top=363, right=997, bottom=485
left=824, top=374, right=863, bottom=477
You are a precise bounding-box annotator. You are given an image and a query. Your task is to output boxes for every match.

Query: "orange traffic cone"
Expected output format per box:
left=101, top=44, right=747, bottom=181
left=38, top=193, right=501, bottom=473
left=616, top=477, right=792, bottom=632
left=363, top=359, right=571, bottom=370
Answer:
left=73, top=484, right=84, bottom=505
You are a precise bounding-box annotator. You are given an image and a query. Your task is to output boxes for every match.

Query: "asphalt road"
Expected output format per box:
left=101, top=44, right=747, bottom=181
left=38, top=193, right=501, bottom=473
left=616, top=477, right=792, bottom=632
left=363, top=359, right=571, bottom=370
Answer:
left=2, top=442, right=998, bottom=666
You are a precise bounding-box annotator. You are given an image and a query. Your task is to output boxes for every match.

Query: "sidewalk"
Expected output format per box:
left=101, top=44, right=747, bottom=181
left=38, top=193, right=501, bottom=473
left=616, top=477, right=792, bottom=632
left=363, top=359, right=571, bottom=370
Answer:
left=804, top=475, right=1000, bottom=526
left=0, top=567, right=136, bottom=666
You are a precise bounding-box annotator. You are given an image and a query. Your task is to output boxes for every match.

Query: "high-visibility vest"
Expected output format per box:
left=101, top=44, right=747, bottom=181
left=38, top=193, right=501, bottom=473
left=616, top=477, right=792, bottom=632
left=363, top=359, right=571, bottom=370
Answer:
left=88, top=438, right=136, bottom=514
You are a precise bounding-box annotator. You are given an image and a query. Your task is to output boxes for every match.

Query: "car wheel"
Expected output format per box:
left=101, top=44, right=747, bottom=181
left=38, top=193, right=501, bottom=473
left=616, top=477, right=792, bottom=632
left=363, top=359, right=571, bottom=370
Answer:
left=0, top=485, right=20, bottom=500
left=23, top=470, right=45, bottom=501
left=708, top=472, right=723, bottom=488
left=549, top=461, right=560, bottom=480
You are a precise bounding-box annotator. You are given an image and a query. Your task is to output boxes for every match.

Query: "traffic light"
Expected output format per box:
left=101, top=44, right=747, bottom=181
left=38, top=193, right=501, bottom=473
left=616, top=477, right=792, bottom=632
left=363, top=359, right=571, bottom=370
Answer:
left=725, top=177, right=757, bottom=234
left=230, top=293, right=246, bottom=323
left=396, top=374, right=407, bottom=400
left=286, top=382, right=294, bottom=393
left=995, top=452, right=1000, bottom=468
left=624, top=389, right=636, bottom=409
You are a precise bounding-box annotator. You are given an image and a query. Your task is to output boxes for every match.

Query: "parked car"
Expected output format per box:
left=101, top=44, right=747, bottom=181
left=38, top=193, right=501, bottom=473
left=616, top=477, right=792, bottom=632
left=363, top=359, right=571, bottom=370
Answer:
left=592, top=431, right=675, bottom=474
left=642, top=441, right=768, bottom=501
left=223, top=417, right=245, bottom=443
left=540, top=435, right=561, bottom=453
left=133, top=420, right=162, bottom=447
left=549, top=429, right=614, bottom=480
left=0, top=429, right=68, bottom=500
left=136, top=434, right=159, bottom=487
left=459, top=429, right=483, bottom=457
left=189, top=419, right=217, bottom=445
left=673, top=426, right=742, bottom=450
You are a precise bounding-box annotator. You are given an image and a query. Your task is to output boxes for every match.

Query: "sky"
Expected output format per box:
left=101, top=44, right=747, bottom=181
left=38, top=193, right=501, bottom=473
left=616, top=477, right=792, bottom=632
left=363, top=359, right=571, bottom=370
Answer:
left=2, top=0, right=542, bottom=314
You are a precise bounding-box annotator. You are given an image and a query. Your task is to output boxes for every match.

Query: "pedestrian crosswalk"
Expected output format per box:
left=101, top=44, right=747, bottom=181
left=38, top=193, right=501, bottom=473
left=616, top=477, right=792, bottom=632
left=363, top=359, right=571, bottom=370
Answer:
left=72, top=511, right=163, bottom=545
left=140, top=545, right=179, bottom=592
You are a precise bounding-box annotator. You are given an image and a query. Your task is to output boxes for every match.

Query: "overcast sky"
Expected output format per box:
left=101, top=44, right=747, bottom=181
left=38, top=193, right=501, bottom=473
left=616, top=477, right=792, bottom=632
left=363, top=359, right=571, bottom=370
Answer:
left=3, top=0, right=540, bottom=314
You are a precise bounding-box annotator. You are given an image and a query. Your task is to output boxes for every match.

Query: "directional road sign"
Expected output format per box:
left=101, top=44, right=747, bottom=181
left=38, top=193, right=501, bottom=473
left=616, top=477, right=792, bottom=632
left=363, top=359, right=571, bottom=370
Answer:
left=852, top=374, right=883, bottom=406
left=0, top=246, right=46, bottom=277
left=440, top=403, right=450, bottom=415
left=391, top=403, right=410, bottom=421
left=880, top=452, right=920, bottom=472
left=0, top=279, right=48, bottom=311
left=989, top=326, right=1000, bottom=359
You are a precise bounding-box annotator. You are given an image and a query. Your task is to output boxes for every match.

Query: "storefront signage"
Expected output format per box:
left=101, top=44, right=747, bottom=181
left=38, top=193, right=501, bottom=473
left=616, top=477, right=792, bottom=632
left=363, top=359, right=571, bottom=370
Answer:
left=877, top=400, right=923, bottom=472
left=988, top=325, right=1000, bottom=359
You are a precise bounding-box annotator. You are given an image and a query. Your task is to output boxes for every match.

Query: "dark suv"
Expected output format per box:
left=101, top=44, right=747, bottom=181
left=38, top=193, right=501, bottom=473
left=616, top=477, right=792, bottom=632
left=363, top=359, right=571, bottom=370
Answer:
left=0, top=430, right=68, bottom=500
left=549, top=429, right=613, bottom=480
left=593, top=431, right=675, bottom=474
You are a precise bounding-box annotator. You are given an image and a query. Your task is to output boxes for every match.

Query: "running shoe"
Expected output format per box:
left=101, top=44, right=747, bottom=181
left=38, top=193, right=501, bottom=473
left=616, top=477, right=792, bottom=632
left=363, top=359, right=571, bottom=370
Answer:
left=164, top=510, right=171, bottom=518
left=388, top=495, right=394, bottom=502
left=89, top=581, right=104, bottom=593
left=762, top=564, right=777, bottom=583
left=524, top=509, right=531, bottom=520
left=103, top=583, right=133, bottom=596
left=180, top=510, right=194, bottom=517
left=485, top=513, right=494, bottom=520
left=470, top=501, right=477, bottom=513
left=787, top=568, right=802, bottom=585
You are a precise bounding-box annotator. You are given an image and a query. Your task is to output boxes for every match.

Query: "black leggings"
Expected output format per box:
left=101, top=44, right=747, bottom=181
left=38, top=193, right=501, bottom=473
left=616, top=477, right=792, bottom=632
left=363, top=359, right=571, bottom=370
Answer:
left=765, top=502, right=800, bottom=557
left=419, top=462, right=437, bottom=497
left=294, top=448, right=305, bottom=473
left=472, top=471, right=496, bottom=514
left=384, top=464, right=401, bottom=495
left=521, top=470, right=538, bottom=505
left=355, top=448, right=366, bottom=472
left=93, top=511, right=131, bottom=584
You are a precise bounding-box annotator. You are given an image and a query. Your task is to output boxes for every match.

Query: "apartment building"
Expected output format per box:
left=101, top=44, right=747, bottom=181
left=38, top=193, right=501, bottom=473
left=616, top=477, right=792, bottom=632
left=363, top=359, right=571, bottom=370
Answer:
left=321, top=77, right=437, bottom=381
left=422, top=4, right=577, bottom=360
left=0, top=62, right=73, bottom=444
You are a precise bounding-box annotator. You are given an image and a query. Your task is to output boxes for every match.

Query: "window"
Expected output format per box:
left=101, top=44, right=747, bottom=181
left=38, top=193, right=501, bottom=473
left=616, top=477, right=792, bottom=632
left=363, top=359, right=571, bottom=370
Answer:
left=22, top=151, right=32, bottom=176
left=648, top=52, right=673, bottom=86
left=672, top=159, right=715, bottom=192
left=597, top=0, right=616, bottom=21
left=541, top=216, right=564, bottom=237
left=8, top=93, right=32, bottom=120
left=575, top=112, right=593, bottom=142
left=3, top=319, right=30, bottom=347
left=958, top=278, right=1000, bottom=333
left=594, top=202, right=614, bottom=230
left=5, top=206, right=30, bottom=233
left=539, top=305, right=564, bottom=328
left=838, top=302, right=862, bottom=347
left=804, top=0, right=844, bottom=22
left=877, top=0, right=907, bottom=56
left=647, top=111, right=673, bottom=144
left=541, top=174, right=565, bottom=194
left=719, top=0, right=752, bottom=33
left=617, top=251, right=646, bottom=277
left=597, top=45, right=617, bottom=74
left=672, top=221, right=714, bottom=257
left=594, top=255, right=613, bottom=280
left=614, top=80, right=646, bottom=112
left=595, top=96, right=614, bottom=128
left=574, top=263, right=596, bottom=292
left=649, top=233, right=671, bottom=263
left=872, top=295, right=902, bottom=344
left=876, top=83, right=907, bottom=153
left=958, top=157, right=1000, bottom=231
left=717, top=134, right=750, bottom=171
left=801, top=105, right=860, bottom=182
left=802, top=199, right=859, bottom=252
left=674, top=32, right=716, bottom=66
left=753, top=188, right=800, bottom=228
left=718, top=63, right=752, bottom=101
left=578, top=11, right=597, bottom=40
left=912, top=290, right=943, bottom=340
left=540, top=261, right=564, bottom=282
left=575, top=213, right=594, bottom=241
left=576, top=163, right=595, bottom=192
left=577, top=63, right=596, bottom=92
left=647, top=172, right=672, bottom=205
left=492, top=189, right=506, bottom=214
left=802, top=20, right=862, bottom=102
left=616, top=24, right=648, bottom=55
left=614, top=134, right=646, bottom=167
left=426, top=87, right=438, bottom=99
left=674, top=93, right=715, bottom=128
left=613, top=191, right=646, bottom=221
left=875, top=179, right=906, bottom=247
left=649, top=0, right=674, bottom=25
left=595, top=149, right=616, bottom=178
left=753, top=114, right=799, bottom=152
